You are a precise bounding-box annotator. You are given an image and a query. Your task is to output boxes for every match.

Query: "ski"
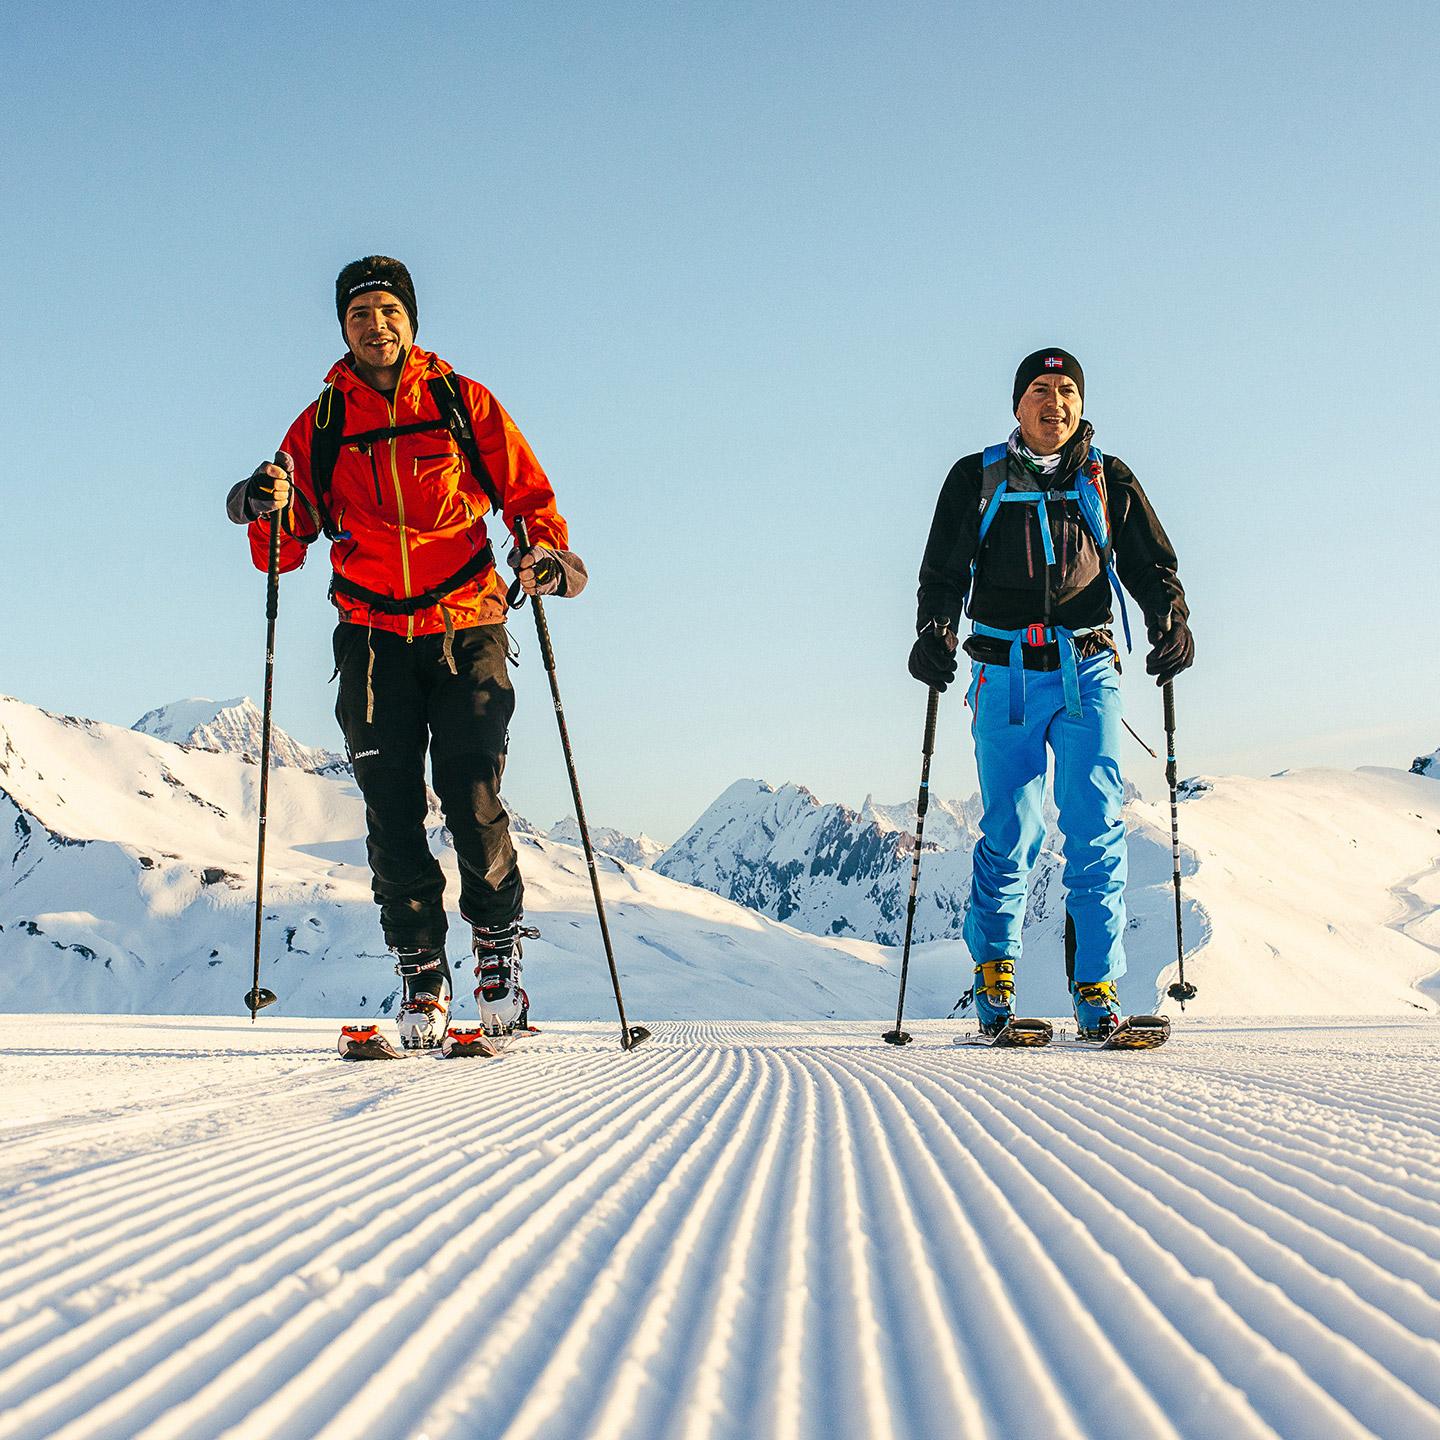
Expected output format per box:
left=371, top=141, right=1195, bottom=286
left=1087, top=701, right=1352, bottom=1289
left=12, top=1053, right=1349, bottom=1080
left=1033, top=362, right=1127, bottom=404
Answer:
left=955, top=1017, right=1054, bottom=1048
left=1074, top=1015, right=1172, bottom=1051
left=337, top=1023, right=408, bottom=1061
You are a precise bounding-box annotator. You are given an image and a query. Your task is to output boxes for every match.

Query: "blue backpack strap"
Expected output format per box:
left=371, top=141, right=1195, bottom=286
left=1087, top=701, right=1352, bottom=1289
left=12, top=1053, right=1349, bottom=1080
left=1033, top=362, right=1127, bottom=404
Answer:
left=1108, top=570, right=1134, bottom=651
left=973, top=441, right=1133, bottom=652
left=1074, top=447, right=1134, bottom=652
left=966, top=444, right=1012, bottom=616
left=976, top=444, right=1010, bottom=546
left=971, top=621, right=1096, bottom=724
left=1073, top=446, right=1111, bottom=550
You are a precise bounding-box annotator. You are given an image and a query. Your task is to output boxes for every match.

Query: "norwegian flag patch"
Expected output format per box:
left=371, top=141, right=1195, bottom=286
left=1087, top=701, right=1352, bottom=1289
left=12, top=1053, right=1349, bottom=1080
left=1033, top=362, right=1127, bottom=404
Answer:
left=1044, top=356, right=1064, bottom=369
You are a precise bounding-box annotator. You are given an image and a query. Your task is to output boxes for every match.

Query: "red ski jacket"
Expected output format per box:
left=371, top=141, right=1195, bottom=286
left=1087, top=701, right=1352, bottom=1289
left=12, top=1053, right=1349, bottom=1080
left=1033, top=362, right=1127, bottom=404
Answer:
left=245, top=346, right=568, bottom=637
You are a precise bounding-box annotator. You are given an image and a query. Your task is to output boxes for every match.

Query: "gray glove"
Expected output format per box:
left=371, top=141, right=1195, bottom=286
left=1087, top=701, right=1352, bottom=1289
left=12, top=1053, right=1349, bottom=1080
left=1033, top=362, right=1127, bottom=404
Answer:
left=227, top=452, right=294, bottom=523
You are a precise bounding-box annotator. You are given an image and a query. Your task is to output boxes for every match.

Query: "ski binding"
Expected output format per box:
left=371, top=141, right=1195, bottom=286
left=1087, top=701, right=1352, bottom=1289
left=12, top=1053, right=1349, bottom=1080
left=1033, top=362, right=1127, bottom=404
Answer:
left=337, top=1023, right=406, bottom=1061
left=1077, top=1014, right=1172, bottom=1050
left=956, top=1017, right=1054, bottom=1048
left=441, top=1024, right=506, bottom=1059
left=1100, top=1014, right=1170, bottom=1049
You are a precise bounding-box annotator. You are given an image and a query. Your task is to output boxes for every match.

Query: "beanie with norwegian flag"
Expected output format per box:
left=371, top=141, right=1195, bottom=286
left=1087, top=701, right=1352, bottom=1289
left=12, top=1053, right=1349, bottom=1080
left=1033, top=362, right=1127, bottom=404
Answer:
left=1012, top=348, right=1084, bottom=412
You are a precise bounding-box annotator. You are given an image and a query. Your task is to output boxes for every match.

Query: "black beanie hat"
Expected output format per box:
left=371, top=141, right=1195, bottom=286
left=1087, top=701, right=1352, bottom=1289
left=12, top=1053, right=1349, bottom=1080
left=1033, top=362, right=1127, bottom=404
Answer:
left=335, top=256, right=418, bottom=335
left=1012, top=348, right=1084, bottom=412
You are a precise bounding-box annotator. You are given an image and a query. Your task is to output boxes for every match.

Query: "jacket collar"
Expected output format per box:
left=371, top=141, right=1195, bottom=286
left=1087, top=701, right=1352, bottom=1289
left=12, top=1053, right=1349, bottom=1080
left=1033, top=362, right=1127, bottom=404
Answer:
left=324, top=345, right=454, bottom=404
left=1055, top=419, right=1096, bottom=481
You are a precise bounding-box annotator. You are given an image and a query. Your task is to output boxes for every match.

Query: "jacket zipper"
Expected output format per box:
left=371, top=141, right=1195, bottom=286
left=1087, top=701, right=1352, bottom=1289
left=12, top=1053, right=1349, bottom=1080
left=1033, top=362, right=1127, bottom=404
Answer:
left=362, top=445, right=382, bottom=506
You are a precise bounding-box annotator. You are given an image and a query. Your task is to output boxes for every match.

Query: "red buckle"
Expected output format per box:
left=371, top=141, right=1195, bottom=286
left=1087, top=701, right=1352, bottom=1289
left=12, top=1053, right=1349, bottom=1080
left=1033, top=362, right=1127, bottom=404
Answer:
left=1025, top=623, right=1048, bottom=647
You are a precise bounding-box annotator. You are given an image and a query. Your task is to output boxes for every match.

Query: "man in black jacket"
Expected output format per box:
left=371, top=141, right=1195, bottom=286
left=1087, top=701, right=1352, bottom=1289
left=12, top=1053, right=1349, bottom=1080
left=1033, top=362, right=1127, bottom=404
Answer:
left=909, top=348, right=1192, bottom=1038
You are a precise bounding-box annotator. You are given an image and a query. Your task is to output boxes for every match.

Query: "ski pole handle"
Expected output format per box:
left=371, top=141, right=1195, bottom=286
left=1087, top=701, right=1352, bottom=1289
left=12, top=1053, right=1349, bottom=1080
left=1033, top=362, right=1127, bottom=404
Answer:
left=1163, top=681, right=1178, bottom=790
left=264, top=511, right=282, bottom=623
left=506, top=515, right=536, bottom=613
left=918, top=687, right=939, bottom=813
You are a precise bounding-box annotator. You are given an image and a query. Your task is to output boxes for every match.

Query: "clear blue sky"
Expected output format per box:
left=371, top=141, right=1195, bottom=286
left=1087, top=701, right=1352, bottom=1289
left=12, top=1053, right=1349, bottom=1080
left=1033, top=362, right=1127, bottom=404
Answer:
left=4, top=0, right=1436, bottom=842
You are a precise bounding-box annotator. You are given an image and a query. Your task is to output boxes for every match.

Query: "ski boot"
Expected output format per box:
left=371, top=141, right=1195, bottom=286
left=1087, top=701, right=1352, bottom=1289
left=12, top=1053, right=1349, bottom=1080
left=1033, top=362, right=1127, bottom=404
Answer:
left=967, top=959, right=1017, bottom=1037
left=471, top=919, right=539, bottom=1041
left=1071, top=979, right=1122, bottom=1042
left=393, top=946, right=452, bottom=1050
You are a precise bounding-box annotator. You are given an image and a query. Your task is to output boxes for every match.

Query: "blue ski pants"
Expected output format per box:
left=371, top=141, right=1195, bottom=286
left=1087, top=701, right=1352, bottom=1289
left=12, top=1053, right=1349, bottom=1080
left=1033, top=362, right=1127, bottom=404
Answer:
left=961, top=651, right=1127, bottom=986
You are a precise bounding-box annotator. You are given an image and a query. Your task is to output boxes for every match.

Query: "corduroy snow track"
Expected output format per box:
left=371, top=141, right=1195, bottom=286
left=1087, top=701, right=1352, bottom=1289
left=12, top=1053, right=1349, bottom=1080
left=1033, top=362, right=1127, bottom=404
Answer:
left=1, top=1017, right=1439, bottom=1439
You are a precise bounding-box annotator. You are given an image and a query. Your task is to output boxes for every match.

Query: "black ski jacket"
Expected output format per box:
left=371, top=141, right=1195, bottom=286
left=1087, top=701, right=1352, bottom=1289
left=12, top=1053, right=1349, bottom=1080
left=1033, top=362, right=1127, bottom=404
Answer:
left=916, top=422, right=1188, bottom=669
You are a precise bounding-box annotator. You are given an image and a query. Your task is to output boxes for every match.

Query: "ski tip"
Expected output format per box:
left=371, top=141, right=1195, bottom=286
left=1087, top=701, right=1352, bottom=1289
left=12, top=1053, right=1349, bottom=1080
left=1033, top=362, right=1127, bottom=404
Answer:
left=243, top=987, right=278, bottom=1016
left=622, top=1025, right=653, bottom=1051
left=881, top=1029, right=914, bottom=1047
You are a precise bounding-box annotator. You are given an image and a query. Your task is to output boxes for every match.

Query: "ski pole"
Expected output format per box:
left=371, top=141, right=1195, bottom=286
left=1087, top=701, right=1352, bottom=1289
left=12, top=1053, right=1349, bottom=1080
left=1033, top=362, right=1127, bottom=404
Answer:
left=883, top=668, right=944, bottom=1046
left=244, top=491, right=285, bottom=1020
left=510, top=517, right=650, bottom=1051
left=1162, top=681, right=1197, bottom=1006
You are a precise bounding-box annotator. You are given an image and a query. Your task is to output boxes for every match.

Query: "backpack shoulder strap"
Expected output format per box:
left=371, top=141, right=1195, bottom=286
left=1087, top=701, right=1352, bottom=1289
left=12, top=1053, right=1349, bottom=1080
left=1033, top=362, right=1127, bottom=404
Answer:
left=309, top=383, right=346, bottom=540
left=976, top=443, right=1010, bottom=546
left=1073, top=446, right=1112, bottom=555
left=427, top=375, right=502, bottom=514
left=1074, top=447, right=1135, bottom=651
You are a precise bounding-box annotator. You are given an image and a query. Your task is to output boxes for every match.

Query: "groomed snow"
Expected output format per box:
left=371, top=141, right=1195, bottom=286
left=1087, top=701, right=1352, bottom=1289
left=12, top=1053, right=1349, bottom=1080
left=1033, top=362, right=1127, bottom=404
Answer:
left=2, top=1016, right=1439, bottom=1439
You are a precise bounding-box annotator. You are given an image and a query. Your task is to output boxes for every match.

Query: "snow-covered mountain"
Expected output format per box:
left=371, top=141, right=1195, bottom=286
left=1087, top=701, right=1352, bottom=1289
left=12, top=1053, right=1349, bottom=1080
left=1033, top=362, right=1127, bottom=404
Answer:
left=655, top=768, right=1440, bottom=1018
left=1413, top=746, right=1439, bottom=777
left=0, top=695, right=938, bottom=1021
left=133, top=696, right=346, bottom=774
left=4, top=692, right=1438, bottom=1019
left=547, top=817, right=664, bottom=868
left=656, top=779, right=1024, bottom=946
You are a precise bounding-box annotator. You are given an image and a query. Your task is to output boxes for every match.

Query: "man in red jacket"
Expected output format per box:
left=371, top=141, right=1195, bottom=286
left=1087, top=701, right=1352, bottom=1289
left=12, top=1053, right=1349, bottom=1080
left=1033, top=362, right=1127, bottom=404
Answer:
left=228, top=256, right=586, bottom=1050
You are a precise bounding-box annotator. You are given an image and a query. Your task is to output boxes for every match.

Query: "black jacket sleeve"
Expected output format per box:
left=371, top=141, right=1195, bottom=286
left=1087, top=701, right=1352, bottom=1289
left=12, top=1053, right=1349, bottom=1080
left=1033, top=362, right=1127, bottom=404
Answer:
left=1106, top=457, right=1188, bottom=633
left=916, top=454, right=983, bottom=631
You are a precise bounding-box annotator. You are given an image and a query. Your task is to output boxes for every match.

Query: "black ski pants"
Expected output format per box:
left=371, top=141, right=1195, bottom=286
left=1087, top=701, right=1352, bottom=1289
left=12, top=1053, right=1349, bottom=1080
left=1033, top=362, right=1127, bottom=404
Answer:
left=334, top=621, right=522, bottom=951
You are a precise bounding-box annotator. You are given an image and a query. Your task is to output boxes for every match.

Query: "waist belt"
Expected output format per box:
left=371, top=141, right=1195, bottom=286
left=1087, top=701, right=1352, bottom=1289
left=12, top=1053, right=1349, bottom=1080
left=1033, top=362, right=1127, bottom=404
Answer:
left=329, top=542, right=495, bottom=617
left=971, top=621, right=1100, bottom=725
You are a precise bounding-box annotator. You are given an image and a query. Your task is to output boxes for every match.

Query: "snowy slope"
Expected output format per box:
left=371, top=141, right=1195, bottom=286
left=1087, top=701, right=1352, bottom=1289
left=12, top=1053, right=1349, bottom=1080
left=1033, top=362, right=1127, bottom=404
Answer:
left=1131, top=768, right=1440, bottom=1016
left=0, top=696, right=944, bottom=1022
left=133, top=696, right=345, bottom=773
left=1, top=1016, right=1438, bottom=1440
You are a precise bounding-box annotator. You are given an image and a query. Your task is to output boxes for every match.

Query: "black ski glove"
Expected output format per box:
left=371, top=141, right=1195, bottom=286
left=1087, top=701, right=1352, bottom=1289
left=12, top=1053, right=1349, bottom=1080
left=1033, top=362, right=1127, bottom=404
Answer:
left=908, top=618, right=958, bottom=692
left=1145, top=614, right=1194, bottom=686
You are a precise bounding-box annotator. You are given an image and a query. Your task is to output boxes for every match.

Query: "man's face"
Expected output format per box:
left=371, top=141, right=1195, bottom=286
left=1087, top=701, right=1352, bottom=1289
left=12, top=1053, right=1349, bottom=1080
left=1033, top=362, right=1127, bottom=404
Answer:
left=1015, top=374, right=1083, bottom=454
left=343, top=290, right=414, bottom=371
